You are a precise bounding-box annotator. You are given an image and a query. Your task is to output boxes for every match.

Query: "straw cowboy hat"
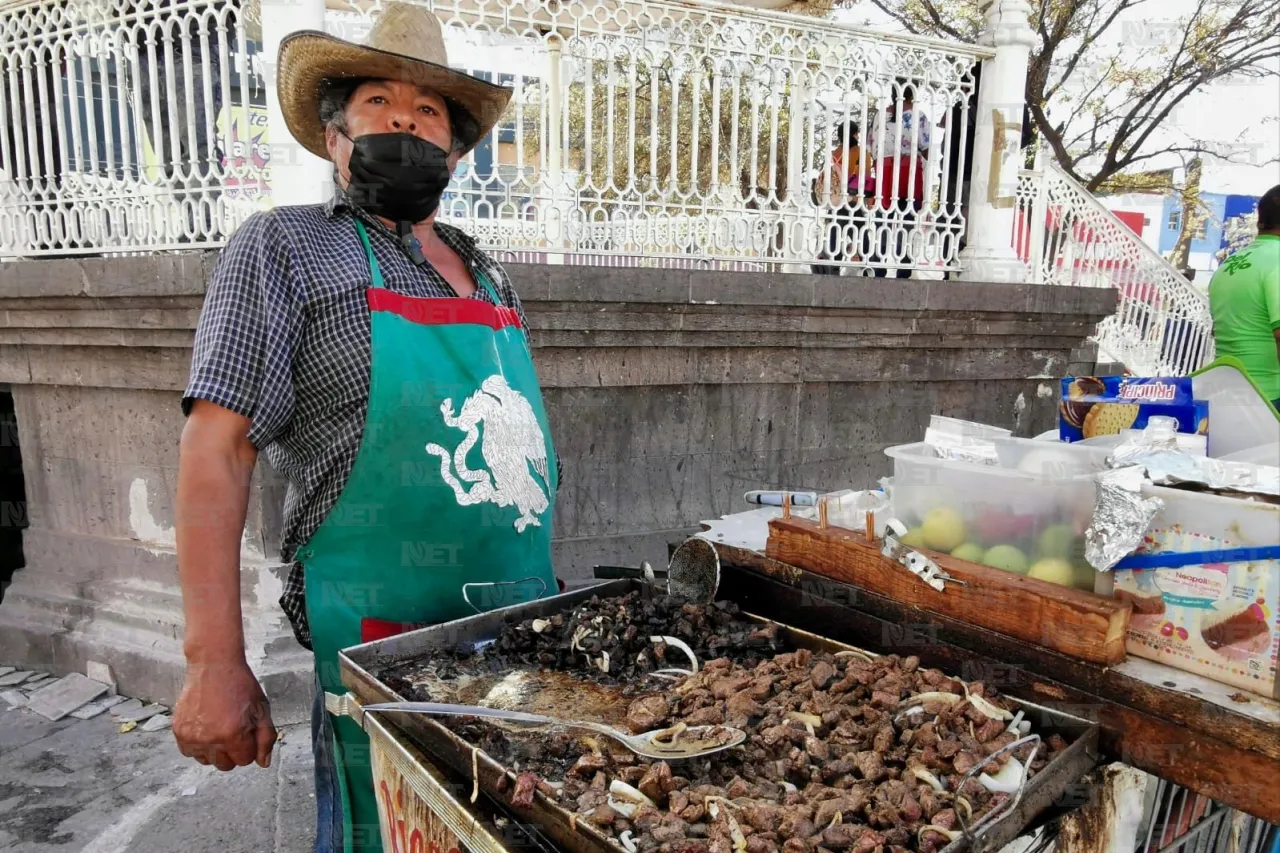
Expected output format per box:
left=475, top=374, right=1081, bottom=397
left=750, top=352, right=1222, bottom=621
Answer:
left=277, top=2, right=512, bottom=161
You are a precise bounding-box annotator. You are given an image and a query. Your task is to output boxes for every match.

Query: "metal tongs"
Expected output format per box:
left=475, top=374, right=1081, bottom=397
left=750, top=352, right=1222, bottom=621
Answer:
left=952, top=734, right=1042, bottom=841
left=355, top=700, right=746, bottom=761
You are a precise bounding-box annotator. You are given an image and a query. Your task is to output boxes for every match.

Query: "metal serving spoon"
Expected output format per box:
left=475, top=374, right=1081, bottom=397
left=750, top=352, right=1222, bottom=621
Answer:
left=361, top=701, right=746, bottom=761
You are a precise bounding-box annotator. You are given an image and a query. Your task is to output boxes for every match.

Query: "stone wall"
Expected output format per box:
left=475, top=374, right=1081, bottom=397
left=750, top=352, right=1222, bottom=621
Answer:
left=0, top=255, right=1113, bottom=712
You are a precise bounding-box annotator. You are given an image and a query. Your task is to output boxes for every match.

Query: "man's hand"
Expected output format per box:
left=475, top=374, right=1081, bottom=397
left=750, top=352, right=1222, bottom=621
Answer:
left=173, top=659, right=276, bottom=771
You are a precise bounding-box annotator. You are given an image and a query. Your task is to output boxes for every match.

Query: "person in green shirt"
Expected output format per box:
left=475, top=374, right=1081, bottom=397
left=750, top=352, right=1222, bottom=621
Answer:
left=1208, top=185, right=1280, bottom=408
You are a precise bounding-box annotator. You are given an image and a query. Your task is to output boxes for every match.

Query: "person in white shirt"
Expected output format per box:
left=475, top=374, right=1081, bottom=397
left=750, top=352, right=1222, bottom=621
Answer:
left=873, top=84, right=931, bottom=278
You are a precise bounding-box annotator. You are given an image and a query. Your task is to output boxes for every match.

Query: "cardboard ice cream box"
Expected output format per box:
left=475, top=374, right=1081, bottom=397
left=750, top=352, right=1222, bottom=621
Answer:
left=1112, top=486, right=1280, bottom=699
left=1059, top=376, right=1209, bottom=443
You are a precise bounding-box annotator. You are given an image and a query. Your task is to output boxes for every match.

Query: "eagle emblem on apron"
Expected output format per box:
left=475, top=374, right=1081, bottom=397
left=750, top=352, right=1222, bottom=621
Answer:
left=425, top=374, right=551, bottom=532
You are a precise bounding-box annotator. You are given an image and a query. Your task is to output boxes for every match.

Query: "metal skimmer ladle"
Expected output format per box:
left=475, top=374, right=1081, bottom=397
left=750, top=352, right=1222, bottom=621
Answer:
left=666, top=536, right=720, bottom=604
left=361, top=701, right=746, bottom=761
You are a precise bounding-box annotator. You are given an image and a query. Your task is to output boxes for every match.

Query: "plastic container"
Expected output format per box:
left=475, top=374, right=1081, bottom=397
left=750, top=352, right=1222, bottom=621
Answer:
left=1113, top=487, right=1280, bottom=698
left=1076, top=429, right=1209, bottom=457
left=1192, top=357, right=1280, bottom=457
left=884, top=441, right=1098, bottom=572
left=993, top=437, right=1111, bottom=478
left=1219, top=442, right=1280, bottom=467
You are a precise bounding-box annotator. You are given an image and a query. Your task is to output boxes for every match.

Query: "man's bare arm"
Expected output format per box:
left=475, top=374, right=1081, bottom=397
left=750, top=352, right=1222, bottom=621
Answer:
left=172, top=399, right=276, bottom=771
left=176, top=399, right=258, bottom=662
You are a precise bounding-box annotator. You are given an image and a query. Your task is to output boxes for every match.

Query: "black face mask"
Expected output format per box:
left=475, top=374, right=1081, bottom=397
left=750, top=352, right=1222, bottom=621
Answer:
left=343, top=132, right=451, bottom=224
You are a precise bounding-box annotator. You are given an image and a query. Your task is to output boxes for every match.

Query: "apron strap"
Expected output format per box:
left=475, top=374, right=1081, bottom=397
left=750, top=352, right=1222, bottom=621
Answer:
left=473, top=267, right=504, bottom=305
left=353, top=220, right=385, bottom=289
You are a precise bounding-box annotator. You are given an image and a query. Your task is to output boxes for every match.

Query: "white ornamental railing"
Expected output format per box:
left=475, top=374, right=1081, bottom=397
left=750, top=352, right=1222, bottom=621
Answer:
left=0, top=0, right=988, bottom=273
left=1014, top=151, right=1215, bottom=376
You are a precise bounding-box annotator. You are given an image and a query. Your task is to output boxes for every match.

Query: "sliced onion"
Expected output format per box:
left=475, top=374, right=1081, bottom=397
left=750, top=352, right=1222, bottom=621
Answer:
left=834, top=650, right=875, bottom=663
left=619, top=830, right=638, bottom=853
left=651, top=635, right=700, bottom=674
left=609, top=779, right=656, bottom=808
left=979, top=756, right=1026, bottom=794
left=570, top=626, right=593, bottom=652
left=705, top=795, right=741, bottom=815
left=781, top=782, right=798, bottom=794
left=956, top=796, right=972, bottom=821
left=598, top=651, right=610, bottom=674
left=1005, top=710, right=1025, bottom=735
left=787, top=711, right=823, bottom=728
left=607, top=796, right=639, bottom=818
left=964, top=685, right=1014, bottom=721
left=899, top=692, right=963, bottom=708
left=1017, top=719, right=1032, bottom=735
left=531, top=618, right=552, bottom=634
left=652, top=722, right=688, bottom=745
left=910, top=767, right=946, bottom=793
left=705, top=800, right=748, bottom=853
left=919, top=825, right=962, bottom=843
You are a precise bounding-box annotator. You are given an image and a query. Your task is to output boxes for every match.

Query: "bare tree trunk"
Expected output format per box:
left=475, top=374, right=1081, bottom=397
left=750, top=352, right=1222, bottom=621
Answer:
left=1168, top=156, right=1203, bottom=279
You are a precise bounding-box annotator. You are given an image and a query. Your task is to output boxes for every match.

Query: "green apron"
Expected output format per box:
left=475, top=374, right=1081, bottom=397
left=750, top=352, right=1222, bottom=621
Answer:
left=299, top=221, right=558, bottom=851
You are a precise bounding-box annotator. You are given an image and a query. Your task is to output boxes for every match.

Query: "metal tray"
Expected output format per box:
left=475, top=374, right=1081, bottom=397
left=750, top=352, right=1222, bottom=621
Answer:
left=340, top=580, right=1099, bottom=853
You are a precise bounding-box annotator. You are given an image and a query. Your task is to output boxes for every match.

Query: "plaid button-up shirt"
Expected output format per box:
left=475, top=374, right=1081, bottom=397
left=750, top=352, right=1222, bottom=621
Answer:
left=183, top=189, right=529, bottom=649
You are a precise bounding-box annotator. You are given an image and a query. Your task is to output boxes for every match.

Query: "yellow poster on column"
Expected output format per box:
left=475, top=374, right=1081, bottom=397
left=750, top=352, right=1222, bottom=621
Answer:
left=218, top=101, right=272, bottom=209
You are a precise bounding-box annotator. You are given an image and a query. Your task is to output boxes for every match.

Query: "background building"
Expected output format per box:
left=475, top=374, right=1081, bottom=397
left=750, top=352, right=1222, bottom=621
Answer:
left=1158, top=191, right=1261, bottom=283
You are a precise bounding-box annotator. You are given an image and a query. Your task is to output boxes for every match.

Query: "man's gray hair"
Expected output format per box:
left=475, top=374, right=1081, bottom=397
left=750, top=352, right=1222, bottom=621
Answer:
left=318, top=77, right=479, bottom=154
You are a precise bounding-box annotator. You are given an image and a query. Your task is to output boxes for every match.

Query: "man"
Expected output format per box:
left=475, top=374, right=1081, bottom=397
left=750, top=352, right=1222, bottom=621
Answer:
left=171, top=6, right=559, bottom=851
left=1208, top=185, right=1280, bottom=409
left=874, top=84, right=931, bottom=278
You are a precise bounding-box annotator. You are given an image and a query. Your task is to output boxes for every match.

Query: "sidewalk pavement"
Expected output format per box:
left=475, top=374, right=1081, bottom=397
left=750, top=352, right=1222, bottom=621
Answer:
left=0, top=703, right=317, bottom=853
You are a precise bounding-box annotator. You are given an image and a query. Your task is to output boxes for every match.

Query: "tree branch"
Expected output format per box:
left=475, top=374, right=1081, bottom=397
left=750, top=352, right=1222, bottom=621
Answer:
left=1030, top=100, right=1087, bottom=184
left=1044, top=0, right=1139, bottom=102
left=916, top=0, right=968, bottom=41
left=1118, top=42, right=1280, bottom=171
left=866, top=0, right=927, bottom=35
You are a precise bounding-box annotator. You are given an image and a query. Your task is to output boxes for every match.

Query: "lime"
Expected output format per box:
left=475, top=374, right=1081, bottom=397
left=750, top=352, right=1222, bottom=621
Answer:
left=982, top=544, right=1030, bottom=574
left=950, top=542, right=986, bottom=563
left=1028, top=557, right=1075, bottom=586
left=900, top=527, right=928, bottom=548
left=921, top=507, right=967, bottom=552
left=1036, top=524, right=1076, bottom=559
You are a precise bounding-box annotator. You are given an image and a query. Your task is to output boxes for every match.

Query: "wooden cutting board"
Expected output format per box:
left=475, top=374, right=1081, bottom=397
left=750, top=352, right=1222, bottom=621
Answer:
left=766, top=516, right=1132, bottom=665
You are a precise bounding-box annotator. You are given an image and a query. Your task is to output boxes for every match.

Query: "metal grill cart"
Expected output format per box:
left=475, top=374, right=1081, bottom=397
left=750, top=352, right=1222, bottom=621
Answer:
left=332, top=580, right=1101, bottom=853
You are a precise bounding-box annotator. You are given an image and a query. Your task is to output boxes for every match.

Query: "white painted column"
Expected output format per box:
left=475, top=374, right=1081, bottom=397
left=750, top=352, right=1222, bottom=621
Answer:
left=543, top=36, right=567, bottom=260
left=261, top=0, right=331, bottom=206
left=958, top=0, right=1036, bottom=282
left=785, top=73, right=811, bottom=268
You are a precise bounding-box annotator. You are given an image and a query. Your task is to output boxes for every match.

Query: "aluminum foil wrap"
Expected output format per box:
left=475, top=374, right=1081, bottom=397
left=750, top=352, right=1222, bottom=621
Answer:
left=1108, top=419, right=1280, bottom=498
left=1085, top=466, right=1165, bottom=572
left=924, top=417, right=1004, bottom=466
